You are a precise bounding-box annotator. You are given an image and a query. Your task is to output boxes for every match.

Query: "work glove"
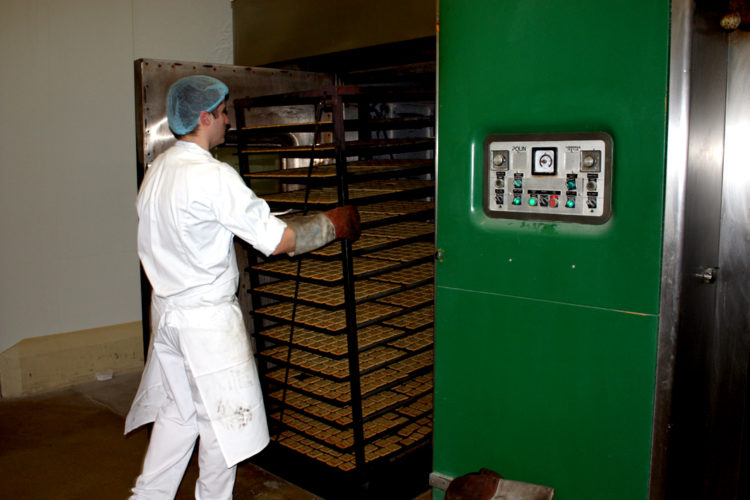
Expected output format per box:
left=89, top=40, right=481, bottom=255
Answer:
left=323, top=205, right=360, bottom=241
left=285, top=205, right=360, bottom=256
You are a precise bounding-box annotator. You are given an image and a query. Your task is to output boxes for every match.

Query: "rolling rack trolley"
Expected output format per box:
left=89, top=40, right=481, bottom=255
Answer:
left=234, top=84, right=436, bottom=499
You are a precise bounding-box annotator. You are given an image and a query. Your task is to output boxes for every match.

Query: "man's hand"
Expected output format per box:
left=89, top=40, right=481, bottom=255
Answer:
left=282, top=205, right=360, bottom=256
left=324, top=205, right=361, bottom=241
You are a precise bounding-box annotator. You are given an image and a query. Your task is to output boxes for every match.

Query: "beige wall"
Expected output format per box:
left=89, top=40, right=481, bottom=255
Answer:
left=0, top=0, right=233, bottom=388
left=0, top=322, right=144, bottom=398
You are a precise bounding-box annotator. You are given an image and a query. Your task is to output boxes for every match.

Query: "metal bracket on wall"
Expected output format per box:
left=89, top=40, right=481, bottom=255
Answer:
left=429, top=471, right=453, bottom=491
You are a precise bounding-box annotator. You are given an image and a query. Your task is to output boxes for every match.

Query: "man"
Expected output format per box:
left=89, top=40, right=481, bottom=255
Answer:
left=125, top=75, right=359, bottom=499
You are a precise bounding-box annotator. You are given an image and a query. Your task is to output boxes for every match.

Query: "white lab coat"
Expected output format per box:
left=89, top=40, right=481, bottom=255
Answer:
left=125, top=140, right=287, bottom=467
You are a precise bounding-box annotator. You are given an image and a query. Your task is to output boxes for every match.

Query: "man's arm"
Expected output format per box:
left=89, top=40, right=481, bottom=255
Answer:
left=271, top=226, right=296, bottom=255
left=271, top=206, right=361, bottom=256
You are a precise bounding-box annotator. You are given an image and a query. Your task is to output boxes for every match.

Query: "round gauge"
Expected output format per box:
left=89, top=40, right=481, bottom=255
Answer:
left=539, top=154, right=552, bottom=170
left=532, top=148, right=557, bottom=174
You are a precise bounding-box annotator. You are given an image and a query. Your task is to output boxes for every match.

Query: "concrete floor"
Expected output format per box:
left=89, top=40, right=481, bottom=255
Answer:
left=0, top=372, right=432, bottom=499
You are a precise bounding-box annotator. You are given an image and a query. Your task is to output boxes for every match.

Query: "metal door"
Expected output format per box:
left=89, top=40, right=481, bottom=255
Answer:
left=657, top=2, right=750, bottom=498
left=433, top=1, right=670, bottom=498
left=433, top=1, right=750, bottom=499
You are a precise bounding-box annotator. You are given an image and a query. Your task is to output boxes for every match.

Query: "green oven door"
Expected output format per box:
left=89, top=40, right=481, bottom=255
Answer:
left=434, top=1, right=670, bottom=498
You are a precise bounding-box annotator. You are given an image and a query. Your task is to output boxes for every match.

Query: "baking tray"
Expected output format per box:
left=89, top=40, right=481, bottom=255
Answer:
left=376, top=284, right=433, bottom=308
left=370, top=262, right=434, bottom=286
left=260, top=179, right=434, bottom=207
left=254, top=301, right=403, bottom=333
left=245, top=158, right=433, bottom=182
left=254, top=278, right=400, bottom=307
left=263, top=343, right=405, bottom=380
left=382, top=305, right=434, bottom=331
left=252, top=256, right=402, bottom=283
left=265, top=352, right=433, bottom=404
left=241, top=137, right=434, bottom=158
left=258, top=323, right=404, bottom=358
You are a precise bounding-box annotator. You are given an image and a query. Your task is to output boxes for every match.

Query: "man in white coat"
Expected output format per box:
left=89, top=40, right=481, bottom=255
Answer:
left=125, top=75, right=359, bottom=499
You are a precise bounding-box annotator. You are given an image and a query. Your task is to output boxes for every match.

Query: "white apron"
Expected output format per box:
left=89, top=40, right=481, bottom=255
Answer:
left=124, top=278, right=269, bottom=467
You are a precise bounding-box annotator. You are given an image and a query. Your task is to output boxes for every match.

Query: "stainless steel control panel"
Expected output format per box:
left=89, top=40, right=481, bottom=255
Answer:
left=483, top=132, right=613, bottom=224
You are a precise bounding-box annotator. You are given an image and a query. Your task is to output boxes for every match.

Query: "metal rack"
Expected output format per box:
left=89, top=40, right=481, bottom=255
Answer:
left=234, top=85, right=435, bottom=497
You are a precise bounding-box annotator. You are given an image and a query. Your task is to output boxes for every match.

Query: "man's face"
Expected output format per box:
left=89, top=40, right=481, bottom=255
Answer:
left=208, top=101, right=230, bottom=149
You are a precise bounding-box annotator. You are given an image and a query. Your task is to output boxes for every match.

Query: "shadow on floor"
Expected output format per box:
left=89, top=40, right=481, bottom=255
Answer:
left=0, top=372, right=431, bottom=500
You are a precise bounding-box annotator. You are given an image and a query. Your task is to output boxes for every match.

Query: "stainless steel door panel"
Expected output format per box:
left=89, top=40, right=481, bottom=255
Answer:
left=659, top=7, right=750, bottom=499
left=716, top=28, right=750, bottom=498
left=134, top=59, right=334, bottom=184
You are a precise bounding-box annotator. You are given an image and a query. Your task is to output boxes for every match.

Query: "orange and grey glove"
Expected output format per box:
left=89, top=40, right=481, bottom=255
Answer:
left=323, top=205, right=360, bottom=241
left=285, top=205, right=360, bottom=256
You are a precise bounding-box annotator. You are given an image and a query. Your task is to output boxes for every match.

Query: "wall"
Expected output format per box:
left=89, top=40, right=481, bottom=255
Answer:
left=0, top=0, right=233, bottom=396
left=233, top=0, right=435, bottom=66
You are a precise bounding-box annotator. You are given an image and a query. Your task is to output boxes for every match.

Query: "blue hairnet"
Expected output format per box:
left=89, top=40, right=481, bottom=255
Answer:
left=167, top=75, right=229, bottom=135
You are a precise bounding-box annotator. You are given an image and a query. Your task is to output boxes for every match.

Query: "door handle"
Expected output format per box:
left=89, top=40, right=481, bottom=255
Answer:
left=694, top=266, right=719, bottom=284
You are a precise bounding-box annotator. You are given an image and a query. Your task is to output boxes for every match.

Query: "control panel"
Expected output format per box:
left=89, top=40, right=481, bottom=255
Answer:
left=483, top=132, right=613, bottom=224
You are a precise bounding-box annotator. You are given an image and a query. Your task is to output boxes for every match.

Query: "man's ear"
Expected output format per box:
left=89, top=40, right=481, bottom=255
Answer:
left=198, top=110, right=212, bottom=127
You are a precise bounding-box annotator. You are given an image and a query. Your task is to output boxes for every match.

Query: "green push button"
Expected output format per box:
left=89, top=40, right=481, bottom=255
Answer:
left=566, top=180, right=576, bottom=190
left=566, top=199, right=576, bottom=208
left=528, top=197, right=537, bottom=206
left=513, top=197, right=522, bottom=206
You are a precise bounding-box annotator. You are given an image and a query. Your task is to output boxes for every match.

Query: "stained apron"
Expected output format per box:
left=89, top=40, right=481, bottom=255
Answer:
left=124, top=279, right=269, bottom=467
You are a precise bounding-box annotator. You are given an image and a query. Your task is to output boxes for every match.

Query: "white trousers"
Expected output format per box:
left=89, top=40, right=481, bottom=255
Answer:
left=130, top=328, right=237, bottom=500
